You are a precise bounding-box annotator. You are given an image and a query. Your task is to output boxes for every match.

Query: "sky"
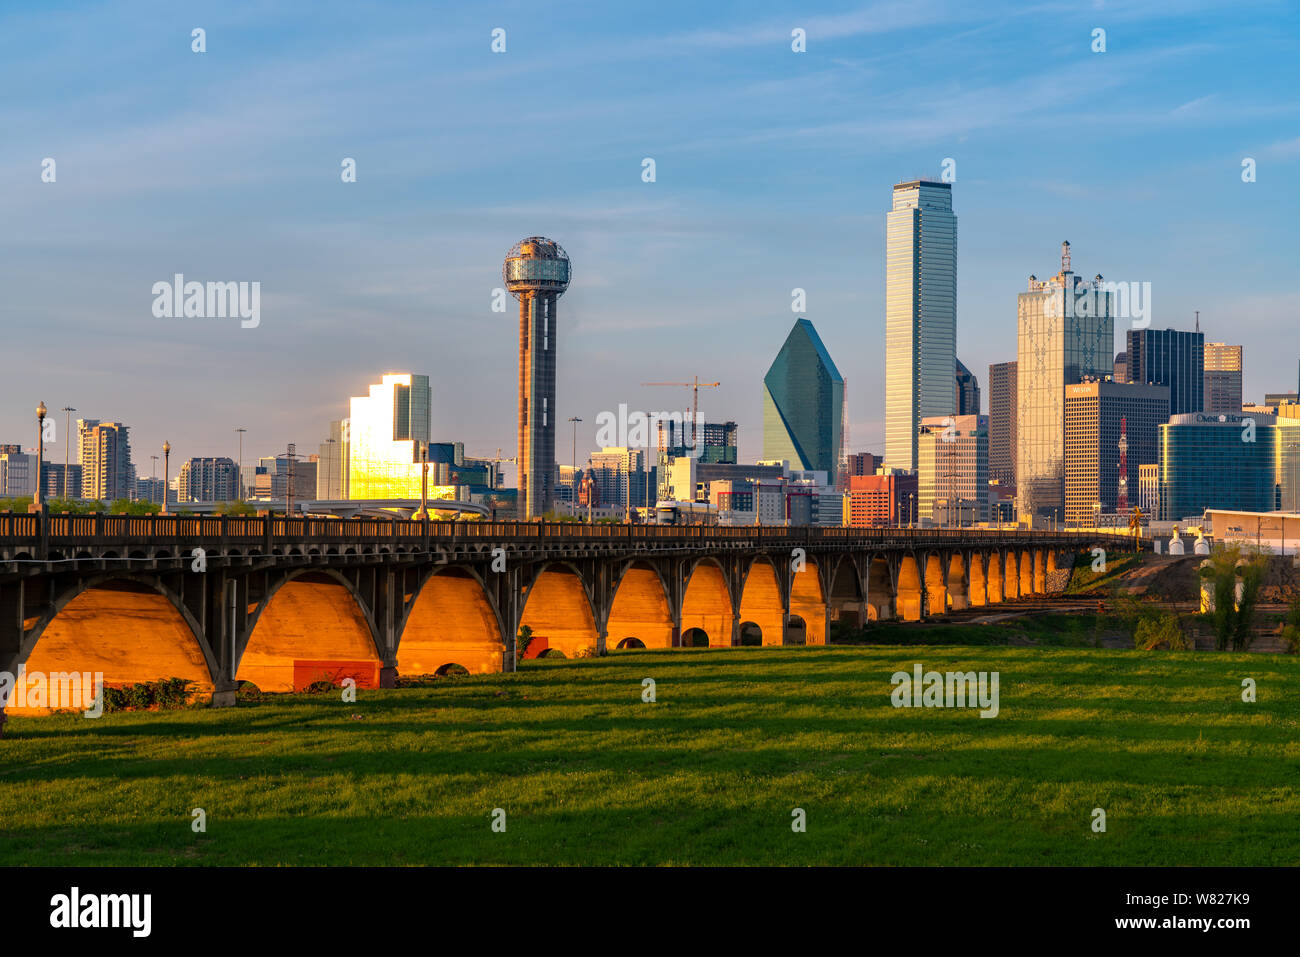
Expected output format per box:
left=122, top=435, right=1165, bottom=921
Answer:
left=2, top=0, right=1298, bottom=482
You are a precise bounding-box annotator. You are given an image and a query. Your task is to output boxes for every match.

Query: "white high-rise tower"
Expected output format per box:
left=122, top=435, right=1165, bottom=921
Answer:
left=885, top=179, right=957, bottom=472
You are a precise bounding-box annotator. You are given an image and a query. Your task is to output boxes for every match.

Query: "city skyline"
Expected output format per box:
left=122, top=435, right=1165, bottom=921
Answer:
left=3, top=1, right=1299, bottom=474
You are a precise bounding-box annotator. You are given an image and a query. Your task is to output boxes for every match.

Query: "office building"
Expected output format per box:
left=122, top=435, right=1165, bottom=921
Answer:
left=1203, top=342, right=1243, bottom=415
left=1125, top=328, right=1204, bottom=415
left=1157, top=412, right=1299, bottom=520
left=136, top=476, right=169, bottom=506
left=1138, top=463, right=1159, bottom=519
left=77, top=419, right=137, bottom=501
left=844, top=472, right=918, bottom=527
left=257, top=454, right=319, bottom=503
left=179, top=457, right=240, bottom=503
left=1113, top=351, right=1128, bottom=383
left=1016, top=243, right=1114, bottom=522
left=589, top=447, right=649, bottom=510
left=763, top=318, right=844, bottom=484
left=0, top=451, right=33, bottom=498
left=917, top=414, right=988, bottom=524
left=347, top=373, right=431, bottom=498
left=885, top=179, right=957, bottom=471
left=316, top=419, right=349, bottom=500
left=43, top=463, right=83, bottom=500
left=845, top=452, right=880, bottom=477
left=987, top=360, right=1017, bottom=484
left=1062, top=380, right=1169, bottom=526
left=955, top=358, right=980, bottom=416
left=504, top=237, right=571, bottom=519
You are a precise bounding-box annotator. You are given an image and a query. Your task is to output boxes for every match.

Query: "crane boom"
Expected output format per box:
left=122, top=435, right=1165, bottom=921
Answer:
left=640, top=376, right=721, bottom=441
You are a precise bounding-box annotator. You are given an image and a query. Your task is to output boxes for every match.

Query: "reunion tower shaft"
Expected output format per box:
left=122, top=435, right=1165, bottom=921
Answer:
left=504, top=238, right=571, bottom=519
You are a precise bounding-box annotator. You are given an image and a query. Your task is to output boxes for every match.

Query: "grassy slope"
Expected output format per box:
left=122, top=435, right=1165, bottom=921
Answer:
left=2, top=646, right=1298, bottom=866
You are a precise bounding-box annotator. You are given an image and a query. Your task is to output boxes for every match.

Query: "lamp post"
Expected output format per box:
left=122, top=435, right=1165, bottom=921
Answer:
left=61, top=406, right=75, bottom=500
left=150, top=455, right=159, bottom=505
left=420, top=442, right=429, bottom=519
left=236, top=428, right=247, bottom=500
left=34, top=402, right=47, bottom=508
left=568, top=416, right=581, bottom=514
left=325, top=437, right=336, bottom=502
left=161, top=441, right=171, bottom=514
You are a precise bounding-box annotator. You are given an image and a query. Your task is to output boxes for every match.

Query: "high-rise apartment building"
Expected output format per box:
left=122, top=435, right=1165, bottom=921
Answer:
left=987, top=361, right=1017, bottom=485
left=1016, top=243, right=1114, bottom=522
left=0, top=451, right=33, bottom=498
left=763, top=318, right=844, bottom=484
left=1062, top=380, right=1169, bottom=526
left=179, top=457, right=240, bottom=502
left=1125, top=328, right=1204, bottom=415
left=1203, top=342, right=1243, bottom=415
left=917, top=414, right=988, bottom=524
left=316, top=419, right=349, bottom=500
left=347, top=374, right=431, bottom=498
left=955, top=359, right=980, bottom=416
left=77, top=419, right=136, bottom=501
left=885, top=179, right=957, bottom=471
left=589, top=447, right=649, bottom=509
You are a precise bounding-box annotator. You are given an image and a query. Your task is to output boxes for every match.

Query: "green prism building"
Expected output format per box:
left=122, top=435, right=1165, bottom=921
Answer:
left=762, top=318, right=844, bottom=483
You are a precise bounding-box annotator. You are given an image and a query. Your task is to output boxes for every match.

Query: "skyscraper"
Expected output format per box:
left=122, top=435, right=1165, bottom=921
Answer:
left=988, top=360, right=1017, bottom=485
left=504, top=237, right=570, bottom=519
left=1062, top=380, right=1169, bottom=526
left=347, top=373, right=431, bottom=498
left=763, top=318, right=844, bottom=483
left=1204, top=342, right=1244, bottom=415
left=1016, top=243, right=1114, bottom=522
left=917, top=414, right=988, bottom=524
left=885, top=179, right=957, bottom=471
left=1126, top=328, right=1204, bottom=415
left=77, top=419, right=136, bottom=501
left=954, top=358, right=980, bottom=416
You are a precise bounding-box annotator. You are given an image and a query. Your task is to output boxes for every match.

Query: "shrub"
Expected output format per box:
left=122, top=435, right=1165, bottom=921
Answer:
left=1282, top=595, right=1300, bottom=654
left=1133, top=612, right=1189, bottom=651
left=101, top=677, right=195, bottom=712
left=1200, top=545, right=1268, bottom=651
left=516, top=625, right=535, bottom=662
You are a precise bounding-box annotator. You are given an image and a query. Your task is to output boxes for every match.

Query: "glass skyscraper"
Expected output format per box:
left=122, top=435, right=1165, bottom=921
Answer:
left=762, top=318, right=844, bottom=483
left=1016, top=243, right=1114, bottom=522
left=1204, top=342, right=1244, bottom=415
left=347, top=373, right=432, bottom=498
left=885, top=179, right=956, bottom=472
left=1125, top=328, right=1204, bottom=415
left=1158, top=412, right=1280, bottom=520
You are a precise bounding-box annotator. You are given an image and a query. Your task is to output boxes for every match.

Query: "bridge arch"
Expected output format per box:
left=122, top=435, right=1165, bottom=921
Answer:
left=866, top=555, right=895, bottom=621
left=739, top=621, right=763, bottom=646
left=606, top=560, right=674, bottom=650
left=785, top=613, right=807, bottom=645
left=967, top=551, right=987, bottom=607
left=238, top=569, right=384, bottom=693
left=398, top=566, right=506, bottom=676
left=681, top=558, right=733, bottom=648
left=896, top=554, right=923, bottom=621
left=740, top=556, right=784, bottom=647
left=789, top=557, right=825, bottom=645
left=946, top=552, right=969, bottom=610
left=924, top=552, right=947, bottom=616
left=520, top=561, right=601, bottom=658
left=828, top=554, right=865, bottom=630
left=7, top=575, right=216, bottom=715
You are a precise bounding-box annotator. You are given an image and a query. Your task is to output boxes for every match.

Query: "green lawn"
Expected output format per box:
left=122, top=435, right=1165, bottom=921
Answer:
left=2, top=646, right=1298, bottom=866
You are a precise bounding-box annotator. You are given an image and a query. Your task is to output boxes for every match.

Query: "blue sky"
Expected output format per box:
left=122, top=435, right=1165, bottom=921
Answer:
left=2, top=0, right=1297, bottom=477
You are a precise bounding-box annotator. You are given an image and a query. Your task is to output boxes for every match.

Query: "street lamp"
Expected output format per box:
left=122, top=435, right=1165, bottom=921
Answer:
left=161, top=441, right=171, bottom=514
left=420, top=442, right=429, bottom=519
left=34, top=401, right=47, bottom=508
left=150, top=455, right=160, bottom=505
left=236, top=428, right=247, bottom=500
left=568, top=416, right=582, bottom=513
left=61, top=406, right=76, bottom=500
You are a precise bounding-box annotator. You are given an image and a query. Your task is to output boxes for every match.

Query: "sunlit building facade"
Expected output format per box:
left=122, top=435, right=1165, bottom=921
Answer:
left=1203, top=342, right=1243, bottom=415
left=885, top=179, right=956, bottom=472
left=917, top=414, right=988, bottom=524
left=347, top=373, right=431, bottom=498
left=1016, top=244, right=1114, bottom=522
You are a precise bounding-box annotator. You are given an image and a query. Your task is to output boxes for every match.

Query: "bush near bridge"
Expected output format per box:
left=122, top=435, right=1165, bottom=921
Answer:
left=2, top=645, right=1297, bottom=866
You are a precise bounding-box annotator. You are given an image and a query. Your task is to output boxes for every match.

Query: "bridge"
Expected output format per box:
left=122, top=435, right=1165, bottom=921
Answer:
left=0, top=510, right=1133, bottom=725
left=162, top=499, right=492, bottom=518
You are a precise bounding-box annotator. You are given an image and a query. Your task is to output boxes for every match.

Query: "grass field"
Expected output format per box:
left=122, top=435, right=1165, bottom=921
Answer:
left=3, top=645, right=1298, bottom=866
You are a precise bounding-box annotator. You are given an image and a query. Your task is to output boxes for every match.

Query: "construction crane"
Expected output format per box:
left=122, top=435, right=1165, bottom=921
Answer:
left=641, top=377, right=720, bottom=445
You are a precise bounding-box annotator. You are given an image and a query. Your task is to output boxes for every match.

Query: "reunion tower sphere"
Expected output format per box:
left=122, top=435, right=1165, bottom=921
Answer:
left=503, top=237, right=571, bottom=298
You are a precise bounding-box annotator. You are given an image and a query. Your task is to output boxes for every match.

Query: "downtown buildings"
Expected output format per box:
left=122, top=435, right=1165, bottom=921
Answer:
left=77, top=419, right=137, bottom=501
left=1122, top=328, right=1204, bottom=415
left=1016, top=243, right=1114, bottom=522
left=987, top=361, right=1017, bottom=485
left=884, top=180, right=957, bottom=472
left=347, top=373, right=432, bottom=498
left=917, top=414, right=988, bottom=524
left=1203, top=342, right=1244, bottom=415
left=1157, top=411, right=1300, bottom=519
left=1062, top=380, right=1169, bottom=526
left=178, top=457, right=240, bottom=503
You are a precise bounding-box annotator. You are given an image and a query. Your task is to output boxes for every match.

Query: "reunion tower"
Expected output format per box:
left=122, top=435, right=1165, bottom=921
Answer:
left=504, top=237, right=571, bottom=519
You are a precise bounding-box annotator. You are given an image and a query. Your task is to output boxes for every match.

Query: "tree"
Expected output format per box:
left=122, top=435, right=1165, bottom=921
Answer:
left=516, top=624, right=535, bottom=663
left=1200, top=544, right=1268, bottom=652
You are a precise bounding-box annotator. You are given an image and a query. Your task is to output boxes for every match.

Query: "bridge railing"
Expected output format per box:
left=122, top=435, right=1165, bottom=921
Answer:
left=1, top=510, right=1139, bottom=549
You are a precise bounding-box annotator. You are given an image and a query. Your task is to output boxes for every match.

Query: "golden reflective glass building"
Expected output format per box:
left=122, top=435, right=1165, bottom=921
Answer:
left=347, top=373, right=431, bottom=499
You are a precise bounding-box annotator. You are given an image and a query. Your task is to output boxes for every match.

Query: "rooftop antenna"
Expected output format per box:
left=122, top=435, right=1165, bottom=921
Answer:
left=1060, top=240, right=1071, bottom=273
left=1195, top=310, right=1200, bottom=333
